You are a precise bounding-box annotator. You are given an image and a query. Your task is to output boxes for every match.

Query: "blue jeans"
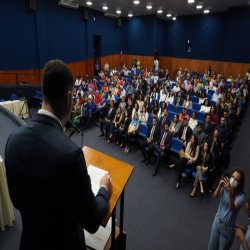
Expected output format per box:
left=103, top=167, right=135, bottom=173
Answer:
left=208, top=214, right=235, bottom=250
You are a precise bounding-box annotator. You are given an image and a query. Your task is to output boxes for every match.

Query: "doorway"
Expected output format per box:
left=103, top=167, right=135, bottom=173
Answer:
left=154, top=51, right=159, bottom=60
left=94, top=35, right=101, bottom=76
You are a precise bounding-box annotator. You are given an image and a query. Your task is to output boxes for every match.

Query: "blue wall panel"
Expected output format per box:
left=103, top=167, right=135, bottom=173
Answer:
left=163, top=21, right=175, bottom=57
left=155, top=18, right=165, bottom=55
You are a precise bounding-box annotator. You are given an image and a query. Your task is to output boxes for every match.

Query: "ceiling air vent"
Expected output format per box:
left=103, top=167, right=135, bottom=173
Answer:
left=104, top=12, right=120, bottom=18
left=58, top=0, right=79, bottom=9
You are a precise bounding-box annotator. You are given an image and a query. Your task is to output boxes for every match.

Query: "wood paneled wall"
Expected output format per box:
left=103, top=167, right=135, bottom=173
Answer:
left=1, top=55, right=249, bottom=84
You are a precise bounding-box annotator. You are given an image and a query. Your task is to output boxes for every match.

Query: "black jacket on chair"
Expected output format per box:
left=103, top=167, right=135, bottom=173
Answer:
left=146, top=125, right=160, bottom=143
left=177, top=125, right=192, bottom=143
left=5, top=114, right=109, bottom=250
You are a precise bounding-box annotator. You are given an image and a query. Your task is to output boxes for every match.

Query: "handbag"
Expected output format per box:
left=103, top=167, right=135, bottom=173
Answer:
left=179, top=149, right=186, bottom=158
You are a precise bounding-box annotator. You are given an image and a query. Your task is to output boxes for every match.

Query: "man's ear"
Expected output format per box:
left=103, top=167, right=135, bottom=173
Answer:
left=66, top=91, right=72, bottom=107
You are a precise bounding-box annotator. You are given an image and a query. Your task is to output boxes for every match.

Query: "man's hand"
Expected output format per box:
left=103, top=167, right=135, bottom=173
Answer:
left=235, top=228, right=245, bottom=241
left=183, top=141, right=187, bottom=147
left=162, top=147, right=165, bottom=150
left=100, top=173, right=111, bottom=194
left=105, top=118, right=108, bottom=122
left=147, top=138, right=151, bottom=144
left=237, top=224, right=247, bottom=234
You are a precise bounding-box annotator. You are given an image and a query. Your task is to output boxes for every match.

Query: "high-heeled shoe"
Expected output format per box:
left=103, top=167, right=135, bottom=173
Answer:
left=190, top=194, right=196, bottom=197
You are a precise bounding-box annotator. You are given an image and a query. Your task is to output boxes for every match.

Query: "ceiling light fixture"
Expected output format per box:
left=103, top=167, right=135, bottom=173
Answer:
left=196, top=5, right=202, bottom=9
left=188, top=0, right=195, bottom=3
left=146, top=6, right=152, bottom=9
left=133, top=0, right=140, bottom=4
left=116, top=10, right=121, bottom=14
left=157, top=10, right=163, bottom=13
left=173, top=17, right=176, bottom=20
left=102, top=6, right=108, bottom=10
left=167, top=14, right=172, bottom=17
left=128, top=13, right=133, bottom=17
left=204, top=10, right=209, bottom=13
left=86, top=1, right=92, bottom=5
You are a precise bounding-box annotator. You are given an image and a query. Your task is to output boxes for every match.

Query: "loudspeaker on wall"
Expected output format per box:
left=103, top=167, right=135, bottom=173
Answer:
left=84, top=10, right=88, bottom=20
left=30, top=0, right=36, bottom=10
left=117, top=18, right=121, bottom=27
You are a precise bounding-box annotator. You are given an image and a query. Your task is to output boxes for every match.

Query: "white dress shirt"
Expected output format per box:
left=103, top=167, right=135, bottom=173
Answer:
left=38, top=109, right=62, bottom=127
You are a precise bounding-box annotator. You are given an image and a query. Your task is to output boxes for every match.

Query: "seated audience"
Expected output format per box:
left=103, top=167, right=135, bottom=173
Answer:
left=124, top=112, right=140, bottom=153
left=208, top=130, right=222, bottom=156
left=200, top=99, right=211, bottom=113
left=169, top=114, right=182, bottom=137
left=166, top=90, right=174, bottom=104
left=119, top=97, right=126, bottom=114
left=139, top=105, right=148, bottom=125
left=152, top=124, right=172, bottom=176
left=115, top=111, right=131, bottom=147
left=73, top=98, right=83, bottom=129
left=192, top=123, right=206, bottom=149
left=215, top=116, right=228, bottom=143
left=174, top=91, right=184, bottom=107
left=159, top=89, right=166, bottom=102
left=140, top=117, right=160, bottom=164
left=151, top=100, right=159, bottom=117
left=183, top=94, right=193, bottom=109
left=179, top=108, right=189, bottom=122
left=202, top=114, right=214, bottom=136
left=198, top=92, right=207, bottom=105
left=158, top=102, right=167, bottom=118
left=94, top=90, right=101, bottom=105
left=137, top=94, right=144, bottom=111
left=150, top=87, right=159, bottom=100
left=177, top=118, right=192, bottom=149
left=172, top=82, right=180, bottom=94
left=169, top=135, right=199, bottom=189
left=131, top=103, right=140, bottom=119
left=190, top=142, right=213, bottom=197
left=159, top=108, right=170, bottom=132
left=208, top=106, right=218, bottom=126
left=188, top=111, right=198, bottom=131
left=145, top=98, right=152, bottom=114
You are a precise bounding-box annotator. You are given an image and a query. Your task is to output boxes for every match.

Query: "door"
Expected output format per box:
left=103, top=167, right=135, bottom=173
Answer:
left=94, top=35, right=101, bottom=76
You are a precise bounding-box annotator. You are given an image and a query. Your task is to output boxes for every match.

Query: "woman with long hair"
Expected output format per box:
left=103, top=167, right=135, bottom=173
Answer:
left=188, top=111, right=198, bottom=131
left=208, top=106, right=218, bottom=126
left=145, top=98, right=152, bottom=114
left=139, top=105, right=148, bottom=125
left=166, top=90, right=174, bottom=104
left=169, top=114, right=182, bottom=137
left=183, top=94, right=193, bottom=109
left=200, top=99, right=211, bottom=113
left=137, top=94, right=144, bottom=111
left=151, top=100, right=159, bottom=117
left=158, top=102, right=166, bottom=118
left=131, top=103, right=139, bottom=119
left=208, top=168, right=245, bottom=249
left=169, top=135, right=199, bottom=189
left=199, top=91, right=207, bottom=104
left=190, top=142, right=213, bottom=196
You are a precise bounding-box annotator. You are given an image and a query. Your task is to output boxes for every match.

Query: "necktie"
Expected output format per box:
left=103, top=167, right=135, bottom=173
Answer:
left=108, top=108, right=112, bottom=117
left=205, top=122, right=208, bottom=129
left=160, top=132, right=167, bottom=148
left=149, top=126, right=155, bottom=140
left=161, top=117, right=166, bottom=130
left=181, top=127, right=187, bottom=141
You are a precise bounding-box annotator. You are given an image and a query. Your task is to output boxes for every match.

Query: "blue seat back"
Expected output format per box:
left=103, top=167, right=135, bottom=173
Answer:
left=171, top=83, right=176, bottom=89
left=208, top=90, right=215, bottom=95
left=201, top=88, right=206, bottom=93
left=210, top=100, right=216, bottom=107
left=196, top=111, right=205, bottom=123
left=238, top=100, right=242, bottom=110
left=206, top=94, right=212, bottom=100
left=114, top=95, right=118, bottom=103
left=11, top=94, right=18, bottom=101
left=168, top=103, right=175, bottom=113
left=193, top=103, right=201, bottom=111
left=170, top=138, right=183, bottom=154
left=186, top=108, right=194, bottom=118
left=0, top=99, right=5, bottom=102
left=151, top=98, right=158, bottom=106
left=176, top=106, right=183, bottom=115
left=138, top=124, right=148, bottom=138
left=168, top=111, right=175, bottom=122
left=190, top=95, right=197, bottom=103
left=147, top=114, right=153, bottom=125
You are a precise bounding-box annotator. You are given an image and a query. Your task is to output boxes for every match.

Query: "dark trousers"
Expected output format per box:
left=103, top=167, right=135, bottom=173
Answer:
left=84, top=112, right=92, bottom=128
left=116, top=129, right=126, bottom=145
left=125, top=132, right=137, bottom=147
left=175, top=157, right=195, bottom=183
left=100, top=120, right=111, bottom=138
left=140, top=140, right=154, bottom=160
left=153, top=144, right=167, bottom=171
left=110, top=122, right=118, bottom=134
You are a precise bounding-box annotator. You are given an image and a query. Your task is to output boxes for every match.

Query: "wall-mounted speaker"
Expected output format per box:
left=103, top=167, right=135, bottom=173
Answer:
left=117, top=18, right=121, bottom=27
left=30, top=0, right=36, bottom=10
left=84, top=10, right=88, bottom=20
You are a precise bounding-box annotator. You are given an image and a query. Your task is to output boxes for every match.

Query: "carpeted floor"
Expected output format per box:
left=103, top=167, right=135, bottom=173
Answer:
left=0, top=108, right=249, bottom=250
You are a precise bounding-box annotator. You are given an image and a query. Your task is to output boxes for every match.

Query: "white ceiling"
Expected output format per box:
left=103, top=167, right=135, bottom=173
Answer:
left=74, top=0, right=249, bottom=18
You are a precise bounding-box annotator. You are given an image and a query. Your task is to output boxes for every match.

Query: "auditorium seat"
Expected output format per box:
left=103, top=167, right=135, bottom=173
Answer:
left=168, top=111, right=175, bottom=122
left=170, top=138, right=182, bottom=154
left=187, top=108, right=194, bottom=118
left=11, top=94, right=18, bottom=101
left=168, top=103, right=175, bottom=113
left=176, top=106, right=183, bottom=115
left=210, top=100, right=216, bottom=107
left=196, top=111, right=206, bottom=123
left=138, top=124, right=148, bottom=138
left=192, top=103, right=201, bottom=111
left=190, top=96, right=198, bottom=103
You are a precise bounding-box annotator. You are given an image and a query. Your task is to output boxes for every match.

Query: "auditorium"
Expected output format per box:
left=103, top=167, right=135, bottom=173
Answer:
left=0, top=0, right=250, bottom=249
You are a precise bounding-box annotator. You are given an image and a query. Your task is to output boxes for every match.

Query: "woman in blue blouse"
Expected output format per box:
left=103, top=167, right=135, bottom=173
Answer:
left=124, top=112, right=140, bottom=153
left=208, top=168, right=245, bottom=249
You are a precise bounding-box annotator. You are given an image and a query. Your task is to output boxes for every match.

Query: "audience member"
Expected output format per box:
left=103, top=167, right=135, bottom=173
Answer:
left=169, top=114, right=182, bottom=137
left=73, top=98, right=83, bottom=129
left=202, top=115, right=214, bottom=136
left=208, top=106, right=218, bottom=126
left=159, top=108, right=170, bottom=132
left=177, top=118, right=192, bottom=149
left=183, top=94, right=193, bottom=109
left=174, top=91, right=184, bottom=107
left=158, top=102, right=167, bottom=118
left=188, top=111, right=198, bottom=131
left=192, top=123, right=206, bottom=149
left=200, top=99, right=211, bottom=113
left=215, top=116, right=228, bottom=143
left=151, top=100, right=159, bottom=117
left=139, top=105, right=148, bottom=125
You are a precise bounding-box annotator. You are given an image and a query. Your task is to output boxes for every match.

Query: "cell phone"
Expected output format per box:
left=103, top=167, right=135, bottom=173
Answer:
left=223, top=171, right=230, bottom=179
left=232, top=222, right=237, bottom=228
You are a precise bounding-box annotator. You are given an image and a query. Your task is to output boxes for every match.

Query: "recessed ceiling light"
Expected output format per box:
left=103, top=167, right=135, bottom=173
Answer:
left=86, top=1, right=92, bottom=5
left=128, top=13, right=133, bottom=17
left=196, top=5, right=202, bottom=9
left=167, top=14, right=172, bottom=17
left=157, top=10, right=163, bottom=13
left=102, top=6, right=108, bottom=10
left=116, top=10, right=121, bottom=14
left=204, top=10, right=209, bottom=13
left=188, top=0, right=195, bottom=3
left=173, top=17, right=176, bottom=20
left=133, top=0, right=140, bottom=4
left=146, top=5, right=152, bottom=9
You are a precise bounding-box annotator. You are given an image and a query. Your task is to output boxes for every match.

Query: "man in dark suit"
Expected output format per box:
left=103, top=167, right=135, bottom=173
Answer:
left=208, top=130, right=222, bottom=157
left=174, top=91, right=184, bottom=107
left=221, top=110, right=233, bottom=131
left=152, top=123, right=172, bottom=176
left=215, top=117, right=228, bottom=143
left=227, top=102, right=236, bottom=123
left=99, top=100, right=116, bottom=139
left=159, top=108, right=170, bottom=132
left=4, top=60, right=111, bottom=250
left=192, top=123, right=206, bottom=149
left=177, top=118, right=192, bottom=149
left=215, top=98, right=224, bottom=118
left=140, top=117, right=160, bottom=165
left=202, top=114, right=214, bottom=136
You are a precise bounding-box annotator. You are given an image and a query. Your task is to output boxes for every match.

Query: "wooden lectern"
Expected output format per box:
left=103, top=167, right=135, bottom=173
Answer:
left=83, top=147, right=134, bottom=250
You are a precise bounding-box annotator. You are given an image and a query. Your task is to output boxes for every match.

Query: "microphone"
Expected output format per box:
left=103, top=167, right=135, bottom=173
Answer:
left=67, top=119, right=83, bottom=135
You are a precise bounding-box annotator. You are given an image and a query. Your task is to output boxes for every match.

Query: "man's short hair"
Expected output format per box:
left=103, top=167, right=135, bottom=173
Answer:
left=183, top=118, right=187, bottom=121
left=78, top=92, right=81, bottom=96
left=152, top=117, right=157, bottom=122
left=197, top=123, right=202, bottom=127
left=42, top=60, right=74, bottom=105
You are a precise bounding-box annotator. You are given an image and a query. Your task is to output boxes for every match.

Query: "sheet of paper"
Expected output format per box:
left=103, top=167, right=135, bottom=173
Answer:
left=87, top=165, right=108, bottom=196
left=85, top=165, right=110, bottom=250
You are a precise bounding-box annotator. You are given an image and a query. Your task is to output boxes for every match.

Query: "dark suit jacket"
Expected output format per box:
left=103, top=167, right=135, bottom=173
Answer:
left=228, top=109, right=236, bottom=123
left=156, top=130, right=172, bottom=151
left=146, top=125, right=160, bottom=143
left=215, top=105, right=224, bottom=118
left=207, top=136, right=222, bottom=156
left=192, top=130, right=206, bottom=149
left=174, top=97, right=184, bottom=106
left=106, top=107, right=116, bottom=120
left=159, top=115, right=171, bottom=131
left=5, top=114, right=109, bottom=250
left=202, top=121, right=214, bottom=136
left=177, top=125, right=192, bottom=143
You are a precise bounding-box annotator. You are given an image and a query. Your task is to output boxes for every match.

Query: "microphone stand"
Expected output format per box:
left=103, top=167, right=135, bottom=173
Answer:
left=67, top=120, right=84, bottom=148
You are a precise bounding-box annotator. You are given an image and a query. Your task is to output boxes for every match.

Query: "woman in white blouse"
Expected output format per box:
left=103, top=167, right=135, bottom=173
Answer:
left=166, top=90, right=174, bottom=104
left=183, top=94, right=193, bottom=109
left=131, top=103, right=139, bottom=119
left=159, top=89, right=166, bottom=102
left=158, top=102, right=167, bottom=118
left=188, top=111, right=198, bottom=131
left=139, top=105, right=148, bottom=125
left=200, top=99, right=211, bottom=113
left=198, top=92, right=207, bottom=104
